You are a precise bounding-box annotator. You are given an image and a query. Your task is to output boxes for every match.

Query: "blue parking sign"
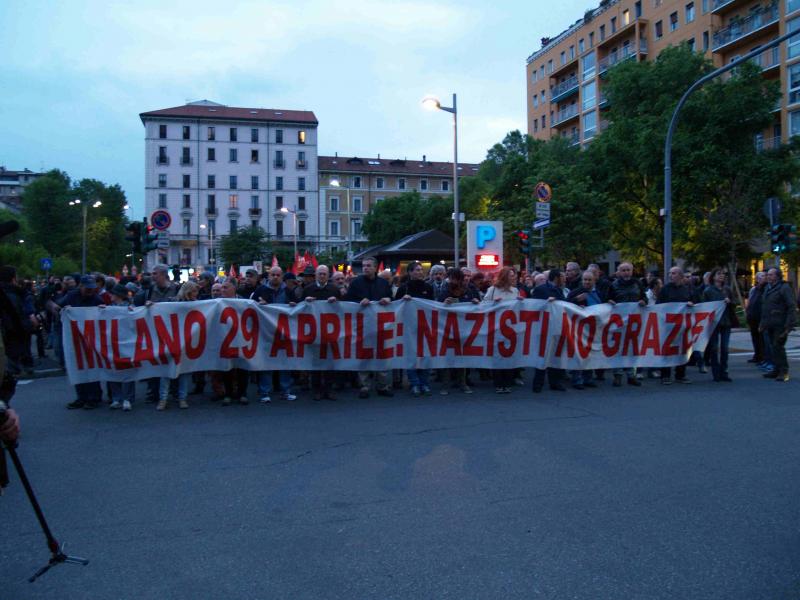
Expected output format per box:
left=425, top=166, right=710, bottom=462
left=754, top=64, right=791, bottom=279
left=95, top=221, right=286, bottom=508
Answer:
left=40, top=258, right=52, bottom=271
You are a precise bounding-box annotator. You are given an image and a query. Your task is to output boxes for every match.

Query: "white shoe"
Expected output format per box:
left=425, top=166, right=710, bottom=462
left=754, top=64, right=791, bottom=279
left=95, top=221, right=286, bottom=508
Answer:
left=109, top=401, right=121, bottom=410
left=283, top=393, right=297, bottom=401
left=259, top=395, right=272, bottom=404
left=122, top=400, right=132, bottom=411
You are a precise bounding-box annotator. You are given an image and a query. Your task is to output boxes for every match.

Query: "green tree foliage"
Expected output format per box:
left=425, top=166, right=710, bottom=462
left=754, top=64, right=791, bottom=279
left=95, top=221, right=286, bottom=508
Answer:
left=218, top=226, right=271, bottom=267
left=362, top=192, right=454, bottom=245
left=0, top=207, right=79, bottom=278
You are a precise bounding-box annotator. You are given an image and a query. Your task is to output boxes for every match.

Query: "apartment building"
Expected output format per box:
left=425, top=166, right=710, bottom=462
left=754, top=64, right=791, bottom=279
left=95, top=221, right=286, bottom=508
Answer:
left=317, top=155, right=479, bottom=255
left=0, top=166, right=45, bottom=213
left=527, top=0, right=788, bottom=149
left=140, top=100, right=318, bottom=266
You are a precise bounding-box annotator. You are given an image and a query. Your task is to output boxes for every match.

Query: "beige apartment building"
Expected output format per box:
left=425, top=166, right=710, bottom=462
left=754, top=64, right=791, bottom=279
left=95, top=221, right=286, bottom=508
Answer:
left=317, top=155, right=478, bottom=255
left=527, top=0, right=792, bottom=148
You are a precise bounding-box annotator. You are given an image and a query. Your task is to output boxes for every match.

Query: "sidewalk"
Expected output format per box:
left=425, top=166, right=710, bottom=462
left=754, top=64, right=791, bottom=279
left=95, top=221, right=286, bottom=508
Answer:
left=729, top=327, right=800, bottom=354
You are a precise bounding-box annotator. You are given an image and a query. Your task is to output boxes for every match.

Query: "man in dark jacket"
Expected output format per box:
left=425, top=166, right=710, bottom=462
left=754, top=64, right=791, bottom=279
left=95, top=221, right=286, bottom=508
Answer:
left=531, top=269, right=567, bottom=393
left=607, top=262, right=646, bottom=387
left=746, top=271, right=766, bottom=364
left=345, top=257, right=393, bottom=398
left=237, top=268, right=260, bottom=299
left=300, top=265, right=340, bottom=400
left=657, top=267, right=698, bottom=384
left=253, top=267, right=296, bottom=403
left=759, top=268, right=797, bottom=382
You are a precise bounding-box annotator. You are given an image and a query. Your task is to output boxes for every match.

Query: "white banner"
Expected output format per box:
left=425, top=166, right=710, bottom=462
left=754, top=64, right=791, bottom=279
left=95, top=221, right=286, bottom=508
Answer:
left=62, top=299, right=726, bottom=384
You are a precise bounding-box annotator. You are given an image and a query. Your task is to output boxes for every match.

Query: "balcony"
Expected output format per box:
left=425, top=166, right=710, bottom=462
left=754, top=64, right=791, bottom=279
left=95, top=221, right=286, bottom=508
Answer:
left=598, top=92, right=609, bottom=108
left=273, top=160, right=285, bottom=169
left=712, top=3, right=779, bottom=51
left=205, top=207, right=218, bottom=216
left=597, top=16, right=647, bottom=49
left=550, top=54, right=578, bottom=79
left=755, top=136, right=783, bottom=152
left=156, top=156, right=169, bottom=165
left=249, top=207, right=262, bottom=216
left=180, top=156, right=193, bottom=166
left=568, top=133, right=580, bottom=147
left=711, top=0, right=749, bottom=15
left=750, top=46, right=780, bottom=71
left=553, top=104, right=579, bottom=127
left=296, top=160, right=307, bottom=169
left=551, top=76, right=579, bottom=104
left=599, top=41, right=646, bottom=75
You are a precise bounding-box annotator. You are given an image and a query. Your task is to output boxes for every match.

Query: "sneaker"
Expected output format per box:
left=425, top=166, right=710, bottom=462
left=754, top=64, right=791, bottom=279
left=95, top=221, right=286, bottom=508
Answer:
left=661, top=378, right=673, bottom=385
left=156, top=399, right=168, bottom=411
left=513, top=378, right=525, bottom=386
left=259, top=395, right=272, bottom=404
left=109, top=401, right=121, bottom=410
left=676, top=377, right=692, bottom=384
left=776, top=373, right=790, bottom=382
left=461, top=386, right=473, bottom=394
left=440, top=388, right=449, bottom=396
left=122, top=400, right=132, bottom=411
left=613, top=374, right=623, bottom=387
left=411, top=386, right=421, bottom=397
left=222, top=397, right=232, bottom=406
left=282, top=393, right=297, bottom=401
left=66, top=399, right=85, bottom=409
left=422, top=385, right=432, bottom=396
left=502, top=387, right=512, bottom=394
left=359, top=387, right=370, bottom=399
left=238, top=397, right=249, bottom=405
left=698, top=365, right=708, bottom=374
left=495, top=387, right=505, bottom=394
left=179, top=399, right=189, bottom=409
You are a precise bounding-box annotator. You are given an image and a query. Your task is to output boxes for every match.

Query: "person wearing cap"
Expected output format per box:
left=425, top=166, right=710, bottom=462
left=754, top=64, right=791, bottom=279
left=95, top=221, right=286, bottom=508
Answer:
left=238, top=269, right=260, bottom=299
left=54, top=275, right=105, bottom=409
left=299, top=265, right=316, bottom=296
left=103, top=283, right=135, bottom=411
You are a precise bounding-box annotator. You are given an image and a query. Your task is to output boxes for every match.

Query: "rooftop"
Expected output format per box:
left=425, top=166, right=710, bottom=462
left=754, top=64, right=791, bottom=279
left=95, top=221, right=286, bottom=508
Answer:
left=319, top=155, right=480, bottom=176
left=139, top=100, right=318, bottom=125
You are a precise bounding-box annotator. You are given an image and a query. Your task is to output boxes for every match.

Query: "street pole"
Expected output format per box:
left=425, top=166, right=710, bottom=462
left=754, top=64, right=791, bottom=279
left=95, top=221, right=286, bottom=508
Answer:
left=81, top=203, right=87, bottom=274
left=346, top=186, right=352, bottom=268
left=664, top=29, right=794, bottom=277
left=292, top=208, right=298, bottom=261
left=452, top=92, right=459, bottom=269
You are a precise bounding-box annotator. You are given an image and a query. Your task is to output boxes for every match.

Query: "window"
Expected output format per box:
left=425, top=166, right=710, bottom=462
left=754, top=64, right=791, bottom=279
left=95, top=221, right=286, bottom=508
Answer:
left=542, top=115, right=546, bottom=128
left=183, top=174, right=190, bottom=189
left=297, top=150, right=306, bottom=167
left=251, top=176, right=259, bottom=190
left=579, top=38, right=585, bottom=53
left=276, top=176, right=283, bottom=191
left=207, top=148, right=216, bottom=161
left=329, top=221, right=339, bottom=236
left=183, top=194, right=191, bottom=209
left=589, top=32, right=594, bottom=47
left=298, top=221, right=306, bottom=237
left=375, top=197, right=385, bottom=203
left=635, top=1, right=642, bottom=17
left=539, top=65, right=545, bottom=79
left=560, top=51, right=566, bottom=65
left=687, top=37, right=695, bottom=52
left=229, top=194, right=238, bottom=209
left=158, top=146, right=168, bottom=164
left=789, top=63, right=800, bottom=105
left=420, top=179, right=428, bottom=191
left=298, top=196, right=305, bottom=210
left=584, top=110, right=597, bottom=139
left=791, top=0, right=800, bottom=14
left=582, top=80, right=597, bottom=110
left=158, top=193, right=167, bottom=208
left=251, top=195, right=259, bottom=209
left=275, top=129, right=283, bottom=143
left=670, top=12, right=678, bottom=31
left=532, top=70, right=537, bottom=82
left=298, top=130, right=306, bottom=144
left=534, top=120, right=539, bottom=133
left=533, top=95, right=539, bottom=108
left=182, top=125, right=190, bottom=140
left=685, top=2, right=695, bottom=23
left=229, top=176, right=237, bottom=190
left=229, top=128, right=237, bottom=142
left=275, top=150, right=284, bottom=167
left=352, top=220, right=362, bottom=236
left=623, top=9, right=630, bottom=26
left=789, top=17, right=800, bottom=59
left=207, top=195, right=216, bottom=212
left=703, top=30, right=710, bottom=50
left=376, top=177, right=384, bottom=189
left=207, top=126, right=215, bottom=140
left=583, top=51, right=596, bottom=79
left=276, top=196, right=283, bottom=209
left=229, top=148, right=238, bottom=162
left=353, top=176, right=362, bottom=188
left=159, top=124, right=167, bottom=139
left=251, top=128, right=258, bottom=143
left=208, top=219, right=216, bottom=235
left=547, top=59, right=553, bottom=73
left=182, top=147, right=191, bottom=165
left=183, top=219, right=191, bottom=235
left=208, top=175, right=215, bottom=189
left=276, top=220, right=284, bottom=236
left=569, top=45, right=575, bottom=60
left=442, top=180, right=450, bottom=191
left=353, top=197, right=363, bottom=212
left=702, top=0, right=708, bottom=13
left=330, top=196, right=339, bottom=211
left=398, top=178, right=406, bottom=190
left=298, top=177, right=306, bottom=191
left=251, top=149, right=259, bottom=163
left=229, top=219, right=237, bottom=232
left=655, top=20, right=663, bottom=39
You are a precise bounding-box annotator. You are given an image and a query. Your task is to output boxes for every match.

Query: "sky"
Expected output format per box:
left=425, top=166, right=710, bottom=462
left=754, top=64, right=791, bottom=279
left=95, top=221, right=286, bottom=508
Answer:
left=0, top=0, right=587, bottom=219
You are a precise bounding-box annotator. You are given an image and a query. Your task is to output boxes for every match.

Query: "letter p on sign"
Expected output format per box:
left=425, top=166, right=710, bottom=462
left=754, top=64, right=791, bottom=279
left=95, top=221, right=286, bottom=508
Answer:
left=476, top=225, right=495, bottom=249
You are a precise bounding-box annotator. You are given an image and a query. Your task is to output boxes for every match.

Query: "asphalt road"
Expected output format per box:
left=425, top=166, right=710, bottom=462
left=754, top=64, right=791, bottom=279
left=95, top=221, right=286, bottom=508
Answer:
left=2, top=353, right=799, bottom=599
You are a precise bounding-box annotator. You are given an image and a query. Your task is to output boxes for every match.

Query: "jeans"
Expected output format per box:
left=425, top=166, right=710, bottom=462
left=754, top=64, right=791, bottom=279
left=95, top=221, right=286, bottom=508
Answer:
left=707, top=326, right=731, bottom=380
left=747, top=318, right=764, bottom=361
left=407, top=369, right=430, bottom=388
left=612, top=367, right=636, bottom=378
left=109, top=381, right=135, bottom=404
left=160, top=374, right=191, bottom=401
left=258, top=371, right=292, bottom=397
left=358, top=370, right=390, bottom=391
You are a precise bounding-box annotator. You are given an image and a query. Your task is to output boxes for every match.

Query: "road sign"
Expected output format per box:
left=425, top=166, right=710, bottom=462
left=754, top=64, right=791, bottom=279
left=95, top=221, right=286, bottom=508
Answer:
left=763, top=197, right=782, bottom=223
left=150, top=210, right=172, bottom=231
left=535, top=202, right=551, bottom=219
left=534, top=182, right=552, bottom=202
left=40, top=257, right=52, bottom=271
left=532, top=218, right=550, bottom=230
left=156, top=231, right=170, bottom=249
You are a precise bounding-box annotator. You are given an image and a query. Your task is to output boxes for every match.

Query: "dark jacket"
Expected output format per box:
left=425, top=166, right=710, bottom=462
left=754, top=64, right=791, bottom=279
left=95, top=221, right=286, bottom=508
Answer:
left=701, top=284, right=736, bottom=328
left=300, top=281, right=340, bottom=301
left=134, top=282, right=178, bottom=306
left=0, top=284, right=29, bottom=365
left=252, top=283, right=292, bottom=304
left=657, top=283, right=699, bottom=304
left=760, top=282, right=798, bottom=330
left=746, top=284, right=764, bottom=321
left=531, top=282, right=563, bottom=300
left=57, top=289, right=104, bottom=308
left=395, top=279, right=435, bottom=301
left=345, top=275, right=392, bottom=302
left=567, top=285, right=605, bottom=307
left=608, top=277, right=646, bottom=304
left=436, top=283, right=480, bottom=303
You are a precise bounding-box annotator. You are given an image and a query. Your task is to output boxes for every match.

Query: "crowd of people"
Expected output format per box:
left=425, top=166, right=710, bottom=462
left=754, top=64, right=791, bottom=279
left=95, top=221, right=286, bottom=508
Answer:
left=1, top=257, right=797, bottom=413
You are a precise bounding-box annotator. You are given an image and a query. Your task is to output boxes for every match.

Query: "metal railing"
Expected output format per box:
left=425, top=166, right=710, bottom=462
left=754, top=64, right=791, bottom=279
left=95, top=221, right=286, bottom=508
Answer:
left=599, top=41, right=646, bottom=74
left=713, top=3, right=779, bottom=50
left=180, top=156, right=193, bottom=166
left=551, top=76, right=579, bottom=102
left=553, top=104, right=579, bottom=126
left=273, top=160, right=285, bottom=168
left=157, top=156, right=169, bottom=165
left=755, top=136, right=782, bottom=152
left=296, top=160, right=307, bottom=169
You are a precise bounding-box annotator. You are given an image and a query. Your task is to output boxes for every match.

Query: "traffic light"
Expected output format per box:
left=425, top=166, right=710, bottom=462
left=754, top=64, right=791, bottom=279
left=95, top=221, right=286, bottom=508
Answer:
left=141, top=218, right=159, bottom=253
left=787, top=224, right=798, bottom=252
left=770, top=224, right=797, bottom=253
left=516, top=229, right=530, bottom=256
left=125, top=221, right=142, bottom=253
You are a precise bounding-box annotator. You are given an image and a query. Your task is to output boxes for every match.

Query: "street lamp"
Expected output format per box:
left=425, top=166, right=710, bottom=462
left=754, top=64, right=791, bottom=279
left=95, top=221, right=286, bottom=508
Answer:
left=422, top=92, right=460, bottom=268
left=280, top=206, right=298, bottom=261
left=200, top=223, right=216, bottom=266
left=329, top=178, right=352, bottom=267
left=69, top=198, right=102, bottom=274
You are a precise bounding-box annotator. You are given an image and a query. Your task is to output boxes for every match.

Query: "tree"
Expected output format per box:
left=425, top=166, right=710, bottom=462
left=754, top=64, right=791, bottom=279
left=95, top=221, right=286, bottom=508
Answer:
left=218, top=226, right=270, bottom=267
left=362, top=192, right=453, bottom=245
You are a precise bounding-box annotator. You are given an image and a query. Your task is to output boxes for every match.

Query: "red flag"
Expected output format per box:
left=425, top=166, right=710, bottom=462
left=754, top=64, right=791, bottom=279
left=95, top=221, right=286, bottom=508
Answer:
left=311, top=254, right=319, bottom=269
left=271, top=255, right=279, bottom=269
left=378, top=261, right=384, bottom=272
left=303, top=250, right=312, bottom=265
